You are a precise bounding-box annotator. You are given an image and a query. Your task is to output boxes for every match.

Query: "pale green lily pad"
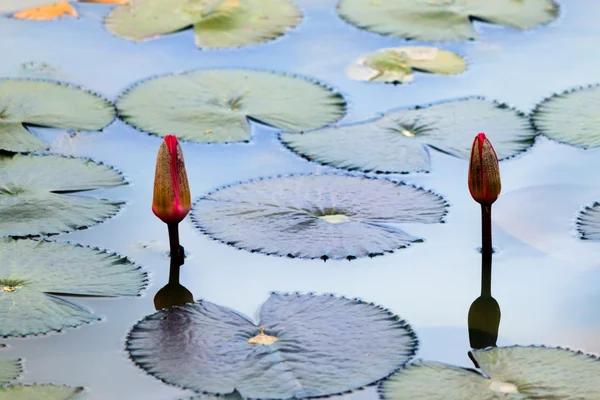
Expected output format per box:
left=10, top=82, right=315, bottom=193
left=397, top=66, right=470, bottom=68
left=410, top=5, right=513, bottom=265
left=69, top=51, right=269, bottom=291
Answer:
left=577, top=201, right=600, bottom=240
left=281, top=98, right=535, bottom=174
left=106, top=0, right=301, bottom=49
left=380, top=346, right=600, bottom=400
left=128, top=292, right=417, bottom=398
left=0, top=238, right=146, bottom=337
left=337, top=0, right=559, bottom=41
left=117, top=69, right=346, bottom=143
left=347, top=46, right=466, bottom=83
left=0, top=154, right=125, bottom=237
left=0, top=359, right=21, bottom=385
left=532, top=85, right=600, bottom=148
left=0, top=79, right=115, bottom=153
left=184, top=390, right=243, bottom=400
left=0, top=385, right=85, bottom=400
left=192, top=174, right=447, bottom=260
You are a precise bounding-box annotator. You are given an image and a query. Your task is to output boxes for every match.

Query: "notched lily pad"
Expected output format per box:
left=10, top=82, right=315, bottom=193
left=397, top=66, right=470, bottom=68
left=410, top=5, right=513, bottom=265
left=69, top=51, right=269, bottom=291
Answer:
left=337, top=0, right=559, bottom=41
left=0, top=79, right=115, bottom=153
left=191, top=174, right=447, bottom=260
left=127, top=292, right=418, bottom=398
left=0, top=385, right=85, bottom=399
left=281, top=98, right=535, bottom=174
left=577, top=202, right=600, bottom=240
left=0, top=238, right=146, bottom=337
left=116, top=69, right=346, bottom=143
left=0, top=359, right=21, bottom=385
left=381, top=346, right=600, bottom=400
left=532, top=85, right=600, bottom=149
left=0, top=153, right=125, bottom=237
left=106, top=0, right=301, bottom=49
left=347, top=46, right=466, bottom=84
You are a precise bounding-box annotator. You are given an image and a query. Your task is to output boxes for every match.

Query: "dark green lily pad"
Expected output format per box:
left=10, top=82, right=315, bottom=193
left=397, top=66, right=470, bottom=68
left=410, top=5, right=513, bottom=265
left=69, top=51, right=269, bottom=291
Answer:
left=0, top=359, right=21, bottom=385
left=577, top=202, right=600, bottom=240
left=191, top=174, right=447, bottom=259
left=106, top=0, right=301, bottom=49
left=281, top=98, right=535, bottom=174
left=532, top=85, right=600, bottom=148
left=337, top=0, right=559, bottom=41
left=117, top=69, right=345, bottom=143
left=347, top=46, right=466, bottom=84
left=0, top=154, right=125, bottom=237
left=0, top=238, right=146, bottom=337
left=0, top=79, right=115, bottom=153
left=380, top=346, right=600, bottom=400
left=0, top=385, right=85, bottom=399
left=127, top=292, right=417, bottom=398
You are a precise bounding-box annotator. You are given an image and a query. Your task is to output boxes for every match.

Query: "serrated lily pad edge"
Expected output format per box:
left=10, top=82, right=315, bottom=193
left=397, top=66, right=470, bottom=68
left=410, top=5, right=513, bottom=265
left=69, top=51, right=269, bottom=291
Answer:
left=1, top=238, right=148, bottom=338
left=190, top=173, right=448, bottom=260
left=0, top=384, right=86, bottom=394
left=0, top=78, right=117, bottom=155
left=377, top=344, right=600, bottom=398
left=126, top=290, right=419, bottom=399
left=0, top=358, right=22, bottom=384
left=279, top=96, right=538, bottom=175
left=115, top=68, right=348, bottom=145
left=575, top=200, right=600, bottom=240
left=531, top=83, right=600, bottom=149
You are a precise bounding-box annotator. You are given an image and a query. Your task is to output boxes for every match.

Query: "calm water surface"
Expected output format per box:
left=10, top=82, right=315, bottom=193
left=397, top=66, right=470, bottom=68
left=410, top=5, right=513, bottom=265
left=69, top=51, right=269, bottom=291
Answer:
left=1, top=1, right=600, bottom=399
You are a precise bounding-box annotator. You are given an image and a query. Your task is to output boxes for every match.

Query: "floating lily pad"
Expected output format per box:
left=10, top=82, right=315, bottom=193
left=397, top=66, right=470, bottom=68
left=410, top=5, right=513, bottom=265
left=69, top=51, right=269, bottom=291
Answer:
left=532, top=85, right=600, bottom=148
left=128, top=292, right=417, bottom=398
left=117, top=69, right=345, bottom=143
left=0, top=238, right=146, bottom=337
left=0, top=79, right=115, bottom=153
left=337, top=0, right=559, bottom=41
left=380, top=346, right=600, bottom=400
left=0, top=359, right=21, bottom=385
left=192, top=174, right=446, bottom=259
left=105, top=0, right=301, bottom=49
left=0, top=385, right=85, bottom=399
left=0, top=154, right=125, bottom=237
left=577, top=202, right=600, bottom=240
left=281, top=98, right=535, bottom=174
left=347, top=47, right=466, bottom=84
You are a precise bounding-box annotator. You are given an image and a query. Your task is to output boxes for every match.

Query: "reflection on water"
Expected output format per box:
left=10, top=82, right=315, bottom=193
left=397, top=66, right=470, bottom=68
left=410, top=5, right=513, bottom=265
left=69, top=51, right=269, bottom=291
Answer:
left=154, top=249, right=194, bottom=311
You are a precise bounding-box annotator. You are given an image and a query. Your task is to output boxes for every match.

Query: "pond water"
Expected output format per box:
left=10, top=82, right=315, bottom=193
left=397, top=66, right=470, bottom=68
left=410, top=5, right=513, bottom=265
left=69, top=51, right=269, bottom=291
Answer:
left=1, top=0, right=600, bottom=399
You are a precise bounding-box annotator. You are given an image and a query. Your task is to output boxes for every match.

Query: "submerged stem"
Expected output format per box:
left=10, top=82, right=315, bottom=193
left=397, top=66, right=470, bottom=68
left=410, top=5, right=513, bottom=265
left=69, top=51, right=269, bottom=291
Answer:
left=481, top=204, right=492, bottom=297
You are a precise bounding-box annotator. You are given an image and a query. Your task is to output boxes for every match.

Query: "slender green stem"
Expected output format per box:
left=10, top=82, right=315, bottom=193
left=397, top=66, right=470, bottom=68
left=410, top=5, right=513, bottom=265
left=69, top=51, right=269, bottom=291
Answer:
left=167, top=222, right=184, bottom=266
left=168, top=257, right=180, bottom=285
left=481, top=204, right=492, bottom=297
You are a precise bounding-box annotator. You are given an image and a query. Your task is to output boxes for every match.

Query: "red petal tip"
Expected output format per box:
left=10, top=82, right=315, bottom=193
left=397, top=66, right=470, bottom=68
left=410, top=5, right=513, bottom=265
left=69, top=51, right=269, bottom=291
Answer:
left=164, top=135, right=178, bottom=156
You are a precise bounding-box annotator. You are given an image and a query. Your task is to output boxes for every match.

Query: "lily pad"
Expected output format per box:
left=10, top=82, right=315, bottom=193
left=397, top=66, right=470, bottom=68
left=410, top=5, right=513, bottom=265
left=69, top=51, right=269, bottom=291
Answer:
left=337, top=0, right=559, bottom=41
left=105, top=0, right=301, bottom=49
left=0, top=385, right=85, bottom=399
left=281, top=98, right=535, bottom=174
left=117, top=69, right=345, bottom=143
left=127, top=292, right=417, bottom=398
left=0, top=238, right=146, bottom=337
left=0, top=359, right=21, bottom=385
left=577, top=202, right=600, bottom=240
left=191, top=174, right=447, bottom=259
left=531, top=85, right=600, bottom=148
left=0, top=79, right=115, bottom=153
left=347, top=47, right=466, bottom=84
left=0, top=153, right=125, bottom=237
left=380, top=346, right=600, bottom=400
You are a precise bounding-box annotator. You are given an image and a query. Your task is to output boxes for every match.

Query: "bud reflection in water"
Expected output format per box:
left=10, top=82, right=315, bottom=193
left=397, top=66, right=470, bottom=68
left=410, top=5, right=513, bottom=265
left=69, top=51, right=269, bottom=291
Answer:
left=154, top=254, right=194, bottom=311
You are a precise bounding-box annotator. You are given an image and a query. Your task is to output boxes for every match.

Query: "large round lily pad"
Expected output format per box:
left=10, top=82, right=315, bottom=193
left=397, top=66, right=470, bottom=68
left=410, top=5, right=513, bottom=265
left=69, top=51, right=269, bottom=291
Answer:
left=337, top=0, right=559, bottom=41
left=0, top=238, right=146, bottom=337
left=0, top=385, right=85, bottom=399
left=281, top=98, right=535, bottom=174
left=381, top=346, right=600, bottom=400
left=0, top=154, right=125, bottom=237
left=577, top=201, right=600, bottom=240
left=0, top=359, right=21, bottom=385
left=117, top=69, right=346, bottom=143
left=532, top=85, right=600, bottom=149
left=127, top=292, right=417, bottom=398
left=0, top=79, right=115, bottom=153
left=106, top=0, right=301, bottom=49
left=192, top=174, right=447, bottom=259
left=347, top=47, right=466, bottom=84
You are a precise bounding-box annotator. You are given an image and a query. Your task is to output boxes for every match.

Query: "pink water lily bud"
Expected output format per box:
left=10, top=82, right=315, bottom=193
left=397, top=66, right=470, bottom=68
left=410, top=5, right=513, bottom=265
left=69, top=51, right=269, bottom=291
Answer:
left=468, top=133, right=501, bottom=205
left=152, top=135, right=191, bottom=224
